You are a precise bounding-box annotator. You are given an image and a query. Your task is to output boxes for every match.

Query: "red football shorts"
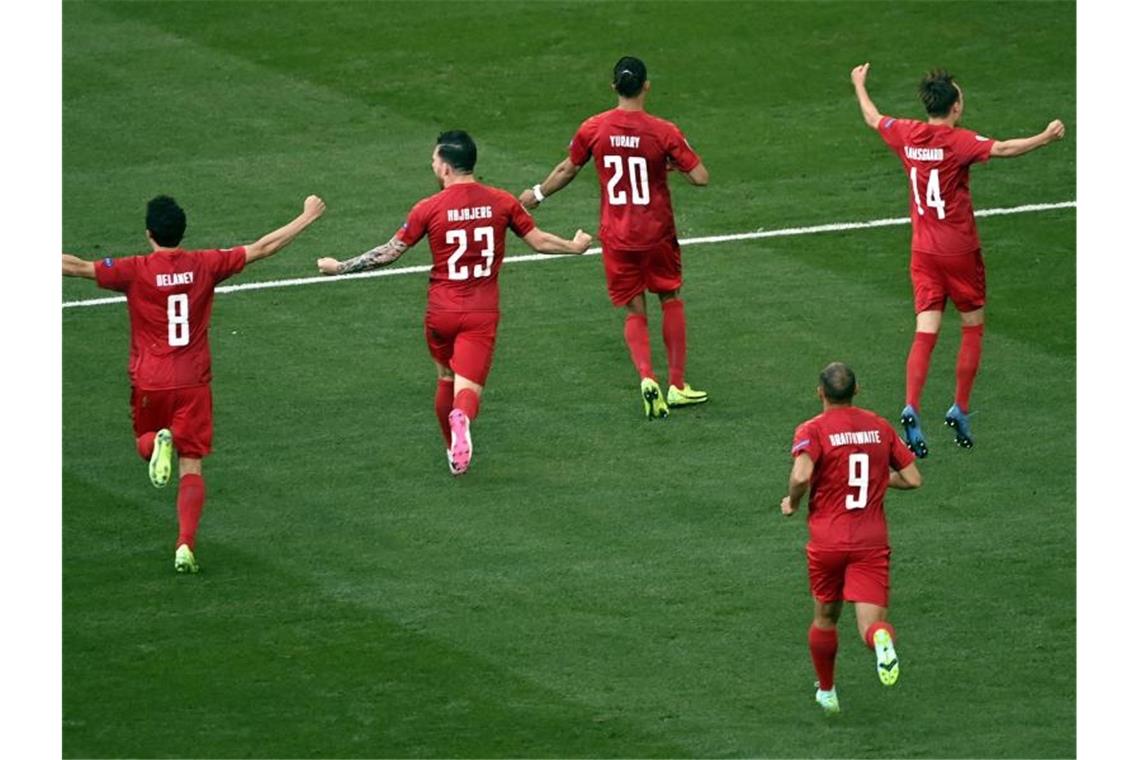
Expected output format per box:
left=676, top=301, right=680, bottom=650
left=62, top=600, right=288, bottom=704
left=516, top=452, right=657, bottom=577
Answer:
left=424, top=310, right=499, bottom=386
left=806, top=544, right=892, bottom=607
left=602, top=237, right=683, bottom=306
left=131, top=384, right=213, bottom=459
left=910, top=249, right=986, bottom=314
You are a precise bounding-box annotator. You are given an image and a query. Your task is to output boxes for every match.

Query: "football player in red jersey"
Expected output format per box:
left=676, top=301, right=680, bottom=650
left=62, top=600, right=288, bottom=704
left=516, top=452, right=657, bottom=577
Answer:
left=520, top=56, right=710, bottom=419
left=851, top=63, right=1065, bottom=455
left=781, top=362, right=923, bottom=714
left=62, top=194, right=326, bottom=572
left=317, top=131, right=591, bottom=476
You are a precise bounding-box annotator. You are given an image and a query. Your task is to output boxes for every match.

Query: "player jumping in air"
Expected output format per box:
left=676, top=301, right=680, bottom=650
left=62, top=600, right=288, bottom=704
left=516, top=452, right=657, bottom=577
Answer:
left=63, top=194, right=326, bottom=573
left=520, top=56, right=710, bottom=419
left=850, top=63, right=1065, bottom=455
left=317, top=130, right=591, bottom=476
left=781, top=362, right=923, bottom=715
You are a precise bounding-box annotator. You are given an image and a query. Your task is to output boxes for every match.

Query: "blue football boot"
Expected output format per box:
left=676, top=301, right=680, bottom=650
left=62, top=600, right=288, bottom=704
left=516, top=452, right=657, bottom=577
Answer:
left=900, top=404, right=929, bottom=458
left=944, top=404, right=974, bottom=449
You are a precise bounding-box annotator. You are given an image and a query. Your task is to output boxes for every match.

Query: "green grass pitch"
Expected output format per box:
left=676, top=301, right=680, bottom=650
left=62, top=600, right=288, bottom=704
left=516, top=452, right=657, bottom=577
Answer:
left=62, top=1, right=1075, bottom=757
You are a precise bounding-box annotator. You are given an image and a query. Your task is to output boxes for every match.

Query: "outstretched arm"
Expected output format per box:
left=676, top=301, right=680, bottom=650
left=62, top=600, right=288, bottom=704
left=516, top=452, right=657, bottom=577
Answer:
left=521, top=227, right=593, bottom=255
left=244, top=195, right=326, bottom=264
left=851, top=62, right=884, bottom=130
left=317, top=236, right=410, bottom=275
left=520, top=158, right=583, bottom=210
left=62, top=254, right=96, bottom=279
left=781, top=454, right=815, bottom=516
left=990, top=120, right=1066, bottom=158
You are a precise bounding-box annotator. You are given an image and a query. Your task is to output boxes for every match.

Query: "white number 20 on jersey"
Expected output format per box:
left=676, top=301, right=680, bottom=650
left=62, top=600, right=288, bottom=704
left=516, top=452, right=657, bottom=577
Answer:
left=445, top=226, right=495, bottom=281
left=167, top=293, right=190, bottom=347
left=603, top=155, right=650, bottom=206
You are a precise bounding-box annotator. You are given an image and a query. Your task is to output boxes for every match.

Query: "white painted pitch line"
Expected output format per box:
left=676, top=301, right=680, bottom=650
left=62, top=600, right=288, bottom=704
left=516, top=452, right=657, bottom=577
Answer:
left=62, top=200, right=1075, bottom=310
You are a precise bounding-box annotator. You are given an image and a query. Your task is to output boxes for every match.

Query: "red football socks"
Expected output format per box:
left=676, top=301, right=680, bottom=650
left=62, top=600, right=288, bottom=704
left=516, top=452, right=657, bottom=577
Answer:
left=808, top=624, right=839, bottom=691
left=434, top=378, right=454, bottom=444
left=905, top=331, right=939, bottom=411
left=454, top=388, right=480, bottom=421
left=623, top=313, right=654, bottom=380
left=864, top=620, right=896, bottom=649
left=661, top=298, right=687, bottom=389
left=136, top=431, right=156, bottom=460
left=176, top=473, right=205, bottom=550
left=955, top=324, right=985, bottom=413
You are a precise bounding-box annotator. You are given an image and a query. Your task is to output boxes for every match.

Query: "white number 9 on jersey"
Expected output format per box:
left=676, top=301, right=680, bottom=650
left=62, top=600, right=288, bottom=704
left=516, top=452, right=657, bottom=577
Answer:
left=846, top=452, right=869, bottom=510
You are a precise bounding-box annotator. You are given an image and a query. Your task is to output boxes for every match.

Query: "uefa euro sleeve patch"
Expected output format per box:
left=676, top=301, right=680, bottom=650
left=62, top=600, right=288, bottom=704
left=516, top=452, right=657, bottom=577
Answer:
left=883, top=118, right=895, bottom=129
left=102, top=257, right=113, bottom=268
left=792, top=439, right=812, bottom=454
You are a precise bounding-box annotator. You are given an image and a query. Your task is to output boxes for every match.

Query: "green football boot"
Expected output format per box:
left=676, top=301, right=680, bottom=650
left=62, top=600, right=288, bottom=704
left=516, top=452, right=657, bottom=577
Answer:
left=666, top=383, right=709, bottom=408
left=873, top=627, right=900, bottom=686
left=640, top=378, right=669, bottom=420
left=815, top=685, right=840, bottom=715
left=174, top=543, right=200, bottom=574
left=149, top=429, right=174, bottom=488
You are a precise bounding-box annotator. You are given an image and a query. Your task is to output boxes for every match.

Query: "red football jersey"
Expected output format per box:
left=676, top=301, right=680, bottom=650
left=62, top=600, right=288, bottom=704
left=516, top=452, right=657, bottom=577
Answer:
left=95, top=247, right=246, bottom=390
left=790, top=406, right=916, bottom=550
left=878, top=116, right=995, bottom=256
left=395, top=182, right=536, bottom=312
left=569, top=108, right=700, bottom=250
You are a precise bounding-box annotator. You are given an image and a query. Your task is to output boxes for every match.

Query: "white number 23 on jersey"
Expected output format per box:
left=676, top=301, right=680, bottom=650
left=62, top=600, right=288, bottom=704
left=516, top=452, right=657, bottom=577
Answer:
left=445, top=226, right=495, bottom=281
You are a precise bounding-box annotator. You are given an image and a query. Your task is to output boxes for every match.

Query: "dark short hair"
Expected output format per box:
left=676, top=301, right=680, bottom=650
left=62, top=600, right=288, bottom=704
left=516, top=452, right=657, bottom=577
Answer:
left=819, top=362, right=856, bottom=403
left=435, top=130, right=477, bottom=174
left=918, top=69, right=960, bottom=117
left=613, top=56, right=647, bottom=97
left=146, top=195, right=187, bottom=247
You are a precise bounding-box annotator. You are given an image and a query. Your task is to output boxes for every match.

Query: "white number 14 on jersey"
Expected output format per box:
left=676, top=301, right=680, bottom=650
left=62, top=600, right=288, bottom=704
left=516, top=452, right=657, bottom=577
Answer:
left=909, top=167, right=946, bottom=220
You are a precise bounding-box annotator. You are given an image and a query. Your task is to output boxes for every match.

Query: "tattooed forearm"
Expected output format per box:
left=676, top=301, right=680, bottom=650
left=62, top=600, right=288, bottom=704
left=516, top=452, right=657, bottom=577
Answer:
left=337, top=237, right=409, bottom=274
left=337, top=247, right=383, bottom=274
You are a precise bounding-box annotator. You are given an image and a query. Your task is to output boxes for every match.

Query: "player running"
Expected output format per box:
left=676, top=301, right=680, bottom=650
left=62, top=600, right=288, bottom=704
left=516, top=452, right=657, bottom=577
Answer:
left=781, top=362, right=922, bottom=715
left=851, top=62, right=1065, bottom=455
left=520, top=56, right=710, bottom=419
left=317, top=130, right=591, bottom=476
left=63, top=194, right=326, bottom=573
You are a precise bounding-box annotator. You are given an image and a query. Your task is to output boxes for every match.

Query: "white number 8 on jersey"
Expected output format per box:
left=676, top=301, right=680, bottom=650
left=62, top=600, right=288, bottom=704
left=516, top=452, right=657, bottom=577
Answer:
left=167, top=293, right=190, bottom=347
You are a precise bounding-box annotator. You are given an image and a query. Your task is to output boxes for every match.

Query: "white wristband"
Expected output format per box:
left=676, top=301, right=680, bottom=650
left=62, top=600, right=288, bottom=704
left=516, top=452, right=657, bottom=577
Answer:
left=531, top=184, right=546, bottom=203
